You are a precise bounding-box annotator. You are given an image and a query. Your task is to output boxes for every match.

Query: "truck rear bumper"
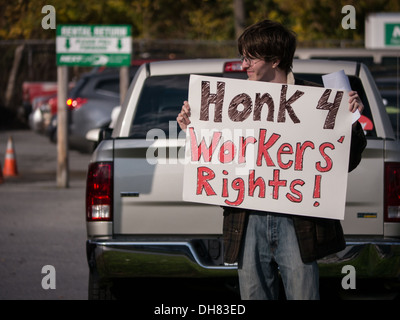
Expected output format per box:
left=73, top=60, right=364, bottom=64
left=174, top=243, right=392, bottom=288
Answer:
left=86, top=239, right=238, bottom=279
left=87, top=238, right=400, bottom=280
left=318, top=238, right=400, bottom=279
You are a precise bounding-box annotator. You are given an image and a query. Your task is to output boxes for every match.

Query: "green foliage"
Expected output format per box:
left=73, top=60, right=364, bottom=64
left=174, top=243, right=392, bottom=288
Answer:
left=0, top=0, right=399, bottom=41
left=243, top=0, right=400, bottom=42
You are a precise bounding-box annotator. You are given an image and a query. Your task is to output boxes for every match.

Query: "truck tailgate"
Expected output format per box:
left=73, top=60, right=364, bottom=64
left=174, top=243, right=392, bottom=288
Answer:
left=113, top=139, right=223, bottom=235
left=343, top=139, right=384, bottom=235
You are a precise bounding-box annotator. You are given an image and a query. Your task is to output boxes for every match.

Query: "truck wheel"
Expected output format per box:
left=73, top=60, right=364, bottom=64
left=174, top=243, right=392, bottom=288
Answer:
left=88, top=271, right=115, bottom=300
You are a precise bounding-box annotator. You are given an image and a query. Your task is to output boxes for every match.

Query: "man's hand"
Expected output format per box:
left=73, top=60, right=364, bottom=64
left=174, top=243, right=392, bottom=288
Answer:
left=349, top=91, right=364, bottom=114
left=177, top=101, right=191, bottom=131
left=349, top=91, right=363, bottom=129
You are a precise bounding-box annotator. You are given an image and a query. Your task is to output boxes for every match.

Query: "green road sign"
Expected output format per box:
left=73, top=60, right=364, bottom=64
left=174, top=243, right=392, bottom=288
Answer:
left=56, top=25, right=132, bottom=66
left=385, top=23, right=400, bottom=47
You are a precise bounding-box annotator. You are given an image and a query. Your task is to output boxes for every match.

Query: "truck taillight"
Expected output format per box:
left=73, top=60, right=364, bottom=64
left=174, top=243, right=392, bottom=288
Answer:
left=384, top=162, right=400, bottom=222
left=224, top=61, right=244, bottom=72
left=86, top=162, right=113, bottom=221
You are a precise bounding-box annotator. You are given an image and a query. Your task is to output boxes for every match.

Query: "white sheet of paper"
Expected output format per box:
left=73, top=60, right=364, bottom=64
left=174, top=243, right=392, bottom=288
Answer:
left=322, top=70, right=360, bottom=123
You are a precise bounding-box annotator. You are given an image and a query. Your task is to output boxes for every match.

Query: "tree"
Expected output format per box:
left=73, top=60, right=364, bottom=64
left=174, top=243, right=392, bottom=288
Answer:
left=0, top=0, right=399, bottom=42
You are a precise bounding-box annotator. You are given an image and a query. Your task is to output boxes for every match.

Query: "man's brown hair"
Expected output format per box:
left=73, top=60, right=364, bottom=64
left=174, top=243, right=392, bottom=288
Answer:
left=238, top=19, right=297, bottom=74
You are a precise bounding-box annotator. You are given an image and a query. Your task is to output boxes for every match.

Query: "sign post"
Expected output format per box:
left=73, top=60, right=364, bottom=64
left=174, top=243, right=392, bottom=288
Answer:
left=57, top=66, right=69, bottom=188
left=55, top=25, right=132, bottom=187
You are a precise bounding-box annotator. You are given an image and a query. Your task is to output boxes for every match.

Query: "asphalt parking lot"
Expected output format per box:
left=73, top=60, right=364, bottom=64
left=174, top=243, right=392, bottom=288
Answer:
left=0, top=130, right=90, bottom=300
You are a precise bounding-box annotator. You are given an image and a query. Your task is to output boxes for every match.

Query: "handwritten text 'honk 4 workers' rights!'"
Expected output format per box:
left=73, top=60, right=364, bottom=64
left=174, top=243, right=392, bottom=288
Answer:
left=183, top=75, right=353, bottom=220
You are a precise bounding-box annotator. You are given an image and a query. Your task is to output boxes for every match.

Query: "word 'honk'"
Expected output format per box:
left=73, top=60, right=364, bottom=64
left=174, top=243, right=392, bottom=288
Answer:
left=199, top=81, right=344, bottom=130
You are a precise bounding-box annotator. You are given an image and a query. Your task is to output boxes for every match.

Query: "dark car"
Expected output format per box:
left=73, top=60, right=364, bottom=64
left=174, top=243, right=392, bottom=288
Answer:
left=48, top=65, right=140, bottom=153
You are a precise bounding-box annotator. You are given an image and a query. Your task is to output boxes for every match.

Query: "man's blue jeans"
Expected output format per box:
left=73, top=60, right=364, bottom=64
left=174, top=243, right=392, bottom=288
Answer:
left=237, top=211, right=320, bottom=300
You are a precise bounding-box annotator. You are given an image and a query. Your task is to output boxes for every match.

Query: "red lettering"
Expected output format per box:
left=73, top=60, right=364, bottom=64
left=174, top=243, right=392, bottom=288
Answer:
left=316, top=143, right=334, bottom=172
left=277, top=143, right=293, bottom=169
left=196, top=167, right=216, bottom=195
left=268, top=169, right=287, bottom=200
left=248, top=170, right=266, bottom=198
left=239, top=136, right=257, bottom=164
left=222, top=170, right=229, bottom=197
left=224, top=177, right=245, bottom=206
left=313, top=175, right=322, bottom=198
left=256, top=129, right=281, bottom=166
left=286, top=179, right=305, bottom=202
left=219, top=140, right=236, bottom=163
left=190, top=128, right=222, bottom=162
left=294, top=141, right=315, bottom=171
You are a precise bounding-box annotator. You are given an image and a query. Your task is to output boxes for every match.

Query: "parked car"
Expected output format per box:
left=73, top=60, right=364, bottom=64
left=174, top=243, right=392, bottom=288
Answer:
left=48, top=66, right=140, bottom=152
left=28, top=93, right=56, bottom=133
left=22, top=81, right=58, bottom=122
left=86, top=59, right=400, bottom=299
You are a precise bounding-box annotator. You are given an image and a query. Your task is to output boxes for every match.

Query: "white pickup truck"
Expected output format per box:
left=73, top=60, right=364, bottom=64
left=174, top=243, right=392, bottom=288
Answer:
left=85, top=58, right=400, bottom=299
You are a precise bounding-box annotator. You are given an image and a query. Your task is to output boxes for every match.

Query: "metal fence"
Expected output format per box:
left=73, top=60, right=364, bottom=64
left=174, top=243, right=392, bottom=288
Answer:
left=0, top=39, right=242, bottom=112
left=2, top=38, right=397, bottom=123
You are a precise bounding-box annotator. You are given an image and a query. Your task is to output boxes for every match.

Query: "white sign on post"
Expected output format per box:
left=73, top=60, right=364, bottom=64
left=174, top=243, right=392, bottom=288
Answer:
left=56, top=25, right=132, bottom=67
left=183, top=75, right=353, bottom=220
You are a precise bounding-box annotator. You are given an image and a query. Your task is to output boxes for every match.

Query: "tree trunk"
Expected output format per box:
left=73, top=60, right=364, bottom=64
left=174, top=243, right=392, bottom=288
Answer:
left=233, top=0, right=246, bottom=39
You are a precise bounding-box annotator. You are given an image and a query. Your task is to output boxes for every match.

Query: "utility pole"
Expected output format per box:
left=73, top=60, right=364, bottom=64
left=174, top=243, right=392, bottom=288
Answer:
left=57, top=66, right=69, bottom=188
left=120, top=66, right=129, bottom=105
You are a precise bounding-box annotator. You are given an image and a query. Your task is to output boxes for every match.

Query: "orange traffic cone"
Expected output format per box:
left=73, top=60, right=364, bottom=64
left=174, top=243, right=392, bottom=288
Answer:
left=3, top=136, right=18, bottom=177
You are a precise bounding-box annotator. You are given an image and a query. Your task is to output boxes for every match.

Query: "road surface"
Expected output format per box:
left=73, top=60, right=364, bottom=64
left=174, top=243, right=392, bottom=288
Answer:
left=0, top=130, right=90, bottom=300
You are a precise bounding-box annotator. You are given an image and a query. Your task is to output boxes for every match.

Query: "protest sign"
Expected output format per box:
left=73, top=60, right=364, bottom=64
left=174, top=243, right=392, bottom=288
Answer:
left=182, top=75, right=353, bottom=220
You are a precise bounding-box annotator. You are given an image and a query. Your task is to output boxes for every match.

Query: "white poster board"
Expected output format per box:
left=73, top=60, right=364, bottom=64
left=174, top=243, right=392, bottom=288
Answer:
left=183, top=75, right=352, bottom=220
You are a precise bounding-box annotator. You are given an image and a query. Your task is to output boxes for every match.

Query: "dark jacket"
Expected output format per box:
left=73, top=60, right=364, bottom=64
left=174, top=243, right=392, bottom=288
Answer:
left=222, top=78, right=367, bottom=264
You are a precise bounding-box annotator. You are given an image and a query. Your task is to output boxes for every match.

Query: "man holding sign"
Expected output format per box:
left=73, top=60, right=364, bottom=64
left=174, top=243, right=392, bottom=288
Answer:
left=177, top=20, right=366, bottom=300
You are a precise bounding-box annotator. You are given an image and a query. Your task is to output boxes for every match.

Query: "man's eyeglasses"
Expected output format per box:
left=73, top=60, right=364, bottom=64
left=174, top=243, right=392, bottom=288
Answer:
left=240, top=56, right=262, bottom=67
